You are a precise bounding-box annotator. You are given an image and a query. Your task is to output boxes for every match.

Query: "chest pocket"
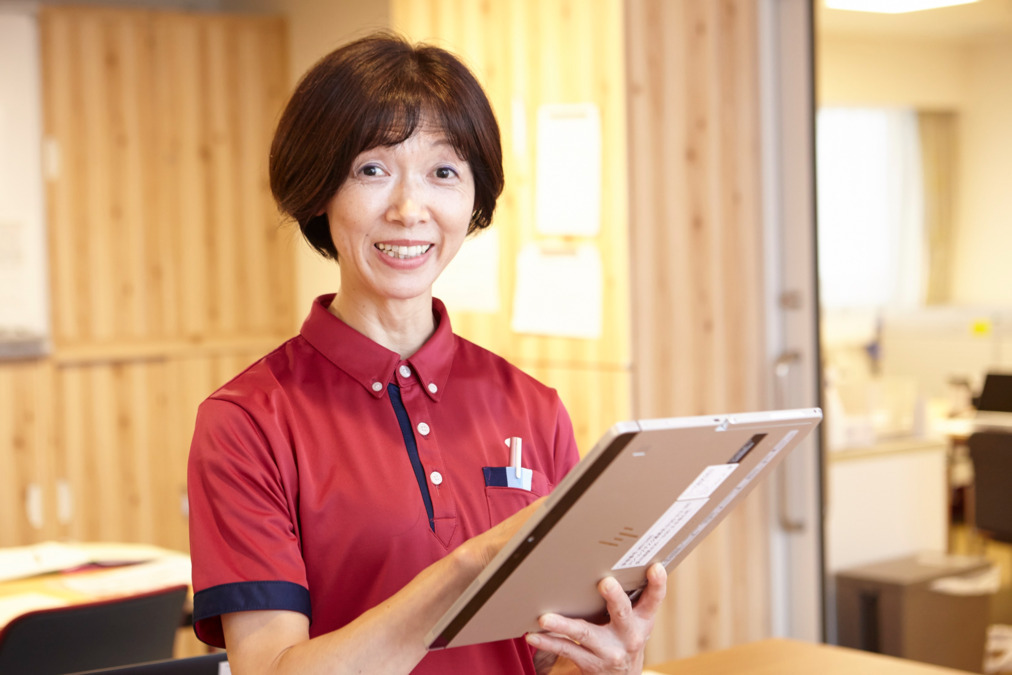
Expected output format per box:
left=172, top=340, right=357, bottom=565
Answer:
left=483, top=469, right=550, bottom=527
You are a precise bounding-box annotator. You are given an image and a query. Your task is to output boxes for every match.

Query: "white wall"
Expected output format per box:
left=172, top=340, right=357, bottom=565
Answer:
left=817, top=34, right=969, bottom=109
left=818, top=33, right=1012, bottom=311
left=952, top=38, right=1012, bottom=305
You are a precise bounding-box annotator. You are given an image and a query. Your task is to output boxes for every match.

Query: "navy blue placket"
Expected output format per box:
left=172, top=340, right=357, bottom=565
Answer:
left=386, top=382, right=435, bottom=531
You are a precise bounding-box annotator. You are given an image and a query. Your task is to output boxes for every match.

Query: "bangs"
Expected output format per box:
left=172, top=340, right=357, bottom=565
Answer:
left=356, top=93, right=474, bottom=163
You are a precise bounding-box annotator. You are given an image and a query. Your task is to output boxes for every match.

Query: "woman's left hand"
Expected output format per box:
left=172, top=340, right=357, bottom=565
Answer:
left=527, top=562, right=667, bottom=674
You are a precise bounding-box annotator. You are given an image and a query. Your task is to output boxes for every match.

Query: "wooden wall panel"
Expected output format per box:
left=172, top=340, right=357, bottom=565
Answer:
left=0, top=7, right=292, bottom=554
left=0, top=361, right=57, bottom=547
left=391, top=0, right=629, bottom=453
left=41, top=7, right=293, bottom=351
left=626, top=0, right=770, bottom=661
left=49, top=351, right=272, bottom=552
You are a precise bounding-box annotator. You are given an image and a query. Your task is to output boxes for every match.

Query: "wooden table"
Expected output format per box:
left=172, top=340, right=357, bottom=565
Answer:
left=646, top=638, right=975, bottom=674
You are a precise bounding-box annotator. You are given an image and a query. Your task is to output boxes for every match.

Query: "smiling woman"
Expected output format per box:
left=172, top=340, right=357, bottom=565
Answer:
left=186, top=31, right=666, bottom=675
left=268, top=34, right=504, bottom=262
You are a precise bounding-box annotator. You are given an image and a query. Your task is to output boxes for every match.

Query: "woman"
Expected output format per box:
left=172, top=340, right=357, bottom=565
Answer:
left=187, top=32, right=666, bottom=675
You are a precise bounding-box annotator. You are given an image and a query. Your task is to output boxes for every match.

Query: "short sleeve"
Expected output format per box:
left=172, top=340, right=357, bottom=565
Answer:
left=187, top=397, right=311, bottom=647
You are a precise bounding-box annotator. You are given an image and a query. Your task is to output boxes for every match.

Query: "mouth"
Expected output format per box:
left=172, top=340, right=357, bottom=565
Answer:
left=375, top=243, right=434, bottom=260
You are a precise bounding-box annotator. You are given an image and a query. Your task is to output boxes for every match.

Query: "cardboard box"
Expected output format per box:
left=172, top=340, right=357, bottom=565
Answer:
left=836, top=553, right=995, bottom=673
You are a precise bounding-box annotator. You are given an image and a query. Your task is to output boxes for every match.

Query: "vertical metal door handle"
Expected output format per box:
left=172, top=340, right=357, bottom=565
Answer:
left=775, top=350, right=806, bottom=532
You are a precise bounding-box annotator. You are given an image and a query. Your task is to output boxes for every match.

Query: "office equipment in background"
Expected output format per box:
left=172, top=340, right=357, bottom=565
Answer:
left=973, top=372, right=1012, bottom=430
left=835, top=554, right=997, bottom=673
left=0, top=585, right=188, bottom=675
left=976, top=372, right=1012, bottom=412
left=967, top=431, right=1012, bottom=544
left=428, top=408, right=822, bottom=649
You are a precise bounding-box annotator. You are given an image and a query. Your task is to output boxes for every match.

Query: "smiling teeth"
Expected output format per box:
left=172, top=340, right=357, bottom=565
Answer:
left=376, top=243, right=432, bottom=259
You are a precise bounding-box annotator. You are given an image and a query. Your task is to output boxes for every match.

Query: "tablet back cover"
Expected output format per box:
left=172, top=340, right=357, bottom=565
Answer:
left=427, top=408, right=822, bottom=649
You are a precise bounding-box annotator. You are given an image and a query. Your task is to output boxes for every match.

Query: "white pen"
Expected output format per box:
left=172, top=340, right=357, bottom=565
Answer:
left=509, top=436, right=523, bottom=478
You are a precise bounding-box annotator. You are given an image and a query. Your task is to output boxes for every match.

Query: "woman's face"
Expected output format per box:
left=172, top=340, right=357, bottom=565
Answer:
left=325, top=124, right=475, bottom=308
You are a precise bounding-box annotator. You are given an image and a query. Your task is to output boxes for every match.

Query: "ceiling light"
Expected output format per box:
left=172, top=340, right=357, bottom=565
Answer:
left=825, top=0, right=979, bottom=13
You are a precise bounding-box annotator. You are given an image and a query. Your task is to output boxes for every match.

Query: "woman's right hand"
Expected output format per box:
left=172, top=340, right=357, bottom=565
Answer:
left=457, top=495, right=547, bottom=571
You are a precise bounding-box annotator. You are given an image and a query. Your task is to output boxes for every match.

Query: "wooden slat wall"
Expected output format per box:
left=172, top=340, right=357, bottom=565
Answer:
left=626, top=0, right=770, bottom=662
left=0, top=7, right=292, bottom=551
left=43, top=7, right=292, bottom=348
left=0, top=361, right=57, bottom=544
left=390, top=0, right=631, bottom=454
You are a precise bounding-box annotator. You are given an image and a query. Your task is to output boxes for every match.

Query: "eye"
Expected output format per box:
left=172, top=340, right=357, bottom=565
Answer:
left=358, top=163, right=386, bottom=177
left=434, top=166, right=459, bottom=180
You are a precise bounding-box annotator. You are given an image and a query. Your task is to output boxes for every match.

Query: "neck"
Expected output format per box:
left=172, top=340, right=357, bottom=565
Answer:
left=329, top=293, right=435, bottom=359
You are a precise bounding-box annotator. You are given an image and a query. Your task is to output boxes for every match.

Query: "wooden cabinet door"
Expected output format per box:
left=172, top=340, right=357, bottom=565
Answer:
left=0, top=7, right=293, bottom=549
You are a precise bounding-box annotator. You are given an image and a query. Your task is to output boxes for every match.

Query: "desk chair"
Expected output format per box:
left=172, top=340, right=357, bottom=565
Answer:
left=0, top=584, right=188, bottom=675
left=968, top=431, right=1012, bottom=543
left=73, top=652, right=227, bottom=674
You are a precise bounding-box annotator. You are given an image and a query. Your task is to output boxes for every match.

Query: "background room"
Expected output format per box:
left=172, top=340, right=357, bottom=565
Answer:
left=816, top=0, right=1012, bottom=663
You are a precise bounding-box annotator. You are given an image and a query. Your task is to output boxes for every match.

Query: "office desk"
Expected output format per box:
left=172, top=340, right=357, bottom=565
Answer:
left=0, top=544, right=191, bottom=629
left=646, top=638, right=975, bottom=674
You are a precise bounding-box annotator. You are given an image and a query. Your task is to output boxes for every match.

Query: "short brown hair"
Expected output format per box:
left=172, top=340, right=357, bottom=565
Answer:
left=269, top=32, right=505, bottom=260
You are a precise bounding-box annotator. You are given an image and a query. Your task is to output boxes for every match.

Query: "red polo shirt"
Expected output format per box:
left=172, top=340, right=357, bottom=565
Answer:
left=187, top=295, right=579, bottom=674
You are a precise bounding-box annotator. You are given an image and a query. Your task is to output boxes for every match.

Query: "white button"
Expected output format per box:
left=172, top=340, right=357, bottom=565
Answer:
left=371, top=382, right=383, bottom=392
left=398, top=365, right=411, bottom=378
left=429, top=471, right=443, bottom=486
left=427, top=382, right=438, bottom=394
left=417, top=422, right=430, bottom=436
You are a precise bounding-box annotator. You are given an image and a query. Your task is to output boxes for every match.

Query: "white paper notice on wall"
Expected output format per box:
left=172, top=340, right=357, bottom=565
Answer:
left=510, top=242, right=602, bottom=339
left=534, top=103, right=601, bottom=237
left=433, top=229, right=500, bottom=313
left=0, top=13, right=50, bottom=358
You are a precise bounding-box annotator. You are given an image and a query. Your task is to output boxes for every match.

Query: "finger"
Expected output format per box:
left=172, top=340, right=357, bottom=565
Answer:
left=599, top=576, right=634, bottom=624
left=633, top=563, right=668, bottom=616
left=527, top=619, right=626, bottom=672
left=526, top=630, right=589, bottom=668
left=537, top=612, right=596, bottom=647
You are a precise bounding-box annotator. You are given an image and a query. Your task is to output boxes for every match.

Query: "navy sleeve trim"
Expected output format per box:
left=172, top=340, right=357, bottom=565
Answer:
left=192, top=580, right=311, bottom=648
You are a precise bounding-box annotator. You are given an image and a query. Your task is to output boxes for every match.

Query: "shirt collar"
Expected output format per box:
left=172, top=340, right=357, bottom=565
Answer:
left=300, top=294, right=455, bottom=402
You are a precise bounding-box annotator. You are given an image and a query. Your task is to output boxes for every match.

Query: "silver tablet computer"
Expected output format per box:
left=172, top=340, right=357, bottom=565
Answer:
left=427, top=407, right=823, bottom=649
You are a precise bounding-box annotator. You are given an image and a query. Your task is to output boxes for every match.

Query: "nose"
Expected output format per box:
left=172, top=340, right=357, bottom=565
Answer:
left=386, top=177, right=429, bottom=227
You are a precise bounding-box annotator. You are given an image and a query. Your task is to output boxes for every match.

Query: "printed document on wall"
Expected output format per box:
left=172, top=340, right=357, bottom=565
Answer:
left=0, top=14, right=49, bottom=358
left=534, top=103, right=601, bottom=237
left=510, top=243, right=602, bottom=339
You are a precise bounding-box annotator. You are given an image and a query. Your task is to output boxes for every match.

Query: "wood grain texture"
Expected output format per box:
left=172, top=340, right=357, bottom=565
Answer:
left=626, top=0, right=770, bottom=662
left=0, top=7, right=292, bottom=553
left=41, top=7, right=294, bottom=348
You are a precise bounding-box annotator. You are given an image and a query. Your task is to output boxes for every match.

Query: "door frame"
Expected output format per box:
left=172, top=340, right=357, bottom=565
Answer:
left=758, top=0, right=826, bottom=643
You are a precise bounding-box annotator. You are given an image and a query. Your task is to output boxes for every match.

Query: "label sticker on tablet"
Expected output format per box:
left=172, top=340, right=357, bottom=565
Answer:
left=678, top=464, right=738, bottom=501
left=612, top=498, right=707, bottom=570
left=661, top=429, right=801, bottom=567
